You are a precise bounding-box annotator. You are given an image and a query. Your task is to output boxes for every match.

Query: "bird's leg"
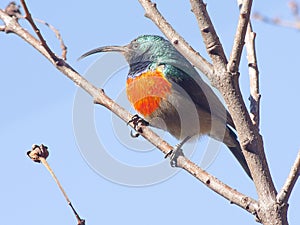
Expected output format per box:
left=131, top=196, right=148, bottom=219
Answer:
left=127, top=114, right=149, bottom=138
left=165, top=136, right=192, bottom=167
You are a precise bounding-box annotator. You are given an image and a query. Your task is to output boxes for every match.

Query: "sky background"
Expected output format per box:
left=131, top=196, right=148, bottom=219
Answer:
left=1, top=1, right=300, bottom=224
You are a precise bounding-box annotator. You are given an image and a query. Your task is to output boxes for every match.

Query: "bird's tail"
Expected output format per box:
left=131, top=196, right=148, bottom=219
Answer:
left=226, top=127, right=252, bottom=180
left=228, top=145, right=252, bottom=180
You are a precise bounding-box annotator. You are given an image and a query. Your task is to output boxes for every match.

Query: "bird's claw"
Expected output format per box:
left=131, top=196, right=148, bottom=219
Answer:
left=127, top=114, right=149, bottom=138
left=165, top=136, right=192, bottom=167
left=169, top=148, right=184, bottom=167
left=130, top=130, right=140, bottom=138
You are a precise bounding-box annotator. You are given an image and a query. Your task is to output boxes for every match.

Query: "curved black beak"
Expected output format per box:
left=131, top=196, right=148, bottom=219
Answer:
left=78, top=45, right=128, bottom=61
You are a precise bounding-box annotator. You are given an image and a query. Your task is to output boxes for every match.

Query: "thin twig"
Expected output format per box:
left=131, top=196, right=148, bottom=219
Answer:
left=138, top=0, right=214, bottom=78
left=40, top=158, right=71, bottom=203
left=245, top=23, right=260, bottom=127
left=237, top=0, right=260, bottom=127
left=253, top=12, right=300, bottom=30
left=253, top=0, right=300, bottom=31
left=27, top=145, right=85, bottom=225
left=34, top=18, right=67, bottom=60
left=20, top=0, right=60, bottom=64
left=277, top=150, right=300, bottom=205
left=228, top=0, right=253, bottom=73
left=0, top=7, right=259, bottom=215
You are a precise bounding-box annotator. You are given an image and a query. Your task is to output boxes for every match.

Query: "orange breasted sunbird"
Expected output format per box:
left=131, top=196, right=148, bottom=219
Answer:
left=80, top=35, right=252, bottom=179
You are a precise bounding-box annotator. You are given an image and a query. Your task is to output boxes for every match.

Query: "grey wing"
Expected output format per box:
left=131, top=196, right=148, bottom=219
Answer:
left=162, top=62, right=234, bottom=129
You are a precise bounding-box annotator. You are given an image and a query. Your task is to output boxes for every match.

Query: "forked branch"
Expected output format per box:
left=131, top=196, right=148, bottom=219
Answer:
left=20, top=0, right=60, bottom=64
left=139, top=1, right=288, bottom=224
left=34, top=18, right=68, bottom=60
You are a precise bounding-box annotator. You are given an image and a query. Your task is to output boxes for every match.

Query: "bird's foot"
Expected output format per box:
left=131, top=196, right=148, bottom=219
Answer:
left=165, top=136, right=192, bottom=167
left=127, top=114, right=149, bottom=138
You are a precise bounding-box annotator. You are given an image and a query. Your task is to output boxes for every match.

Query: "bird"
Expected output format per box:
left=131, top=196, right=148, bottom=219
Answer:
left=79, top=35, right=252, bottom=179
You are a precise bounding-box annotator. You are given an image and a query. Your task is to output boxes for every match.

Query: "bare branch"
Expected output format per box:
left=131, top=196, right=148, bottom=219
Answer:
left=137, top=4, right=278, bottom=219
left=27, top=144, right=85, bottom=225
left=2, top=1, right=67, bottom=59
left=228, top=0, right=253, bottom=73
left=177, top=156, right=258, bottom=214
left=20, top=0, right=60, bottom=64
left=188, top=0, right=252, bottom=145
left=277, top=150, right=300, bottom=205
left=0, top=6, right=259, bottom=215
left=138, top=0, right=214, bottom=78
left=245, top=23, right=260, bottom=127
left=253, top=12, right=300, bottom=30
left=236, top=0, right=261, bottom=127
left=189, top=0, right=227, bottom=78
left=189, top=1, right=282, bottom=223
left=34, top=18, right=68, bottom=60
left=253, top=1, right=300, bottom=31
left=0, top=1, right=21, bottom=33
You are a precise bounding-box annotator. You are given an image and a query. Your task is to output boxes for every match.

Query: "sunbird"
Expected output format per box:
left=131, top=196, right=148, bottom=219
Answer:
left=80, top=35, right=252, bottom=179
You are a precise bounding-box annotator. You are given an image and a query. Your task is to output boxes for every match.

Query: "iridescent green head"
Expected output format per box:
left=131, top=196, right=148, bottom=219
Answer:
left=79, top=35, right=180, bottom=65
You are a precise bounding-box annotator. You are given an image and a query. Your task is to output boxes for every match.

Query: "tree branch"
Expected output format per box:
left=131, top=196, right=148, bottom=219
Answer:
left=245, top=22, right=260, bottom=126
left=228, top=0, right=253, bottom=73
left=20, top=0, right=60, bottom=64
left=188, top=0, right=260, bottom=145
left=189, top=0, right=276, bottom=192
left=189, top=0, right=227, bottom=79
left=253, top=12, right=300, bottom=30
left=27, top=144, right=85, bottom=225
left=0, top=4, right=258, bottom=215
left=188, top=1, right=286, bottom=223
left=137, top=2, right=284, bottom=223
left=138, top=0, right=214, bottom=78
left=34, top=18, right=68, bottom=60
left=277, top=150, right=300, bottom=205
left=253, top=1, right=300, bottom=31
left=177, top=156, right=258, bottom=215
left=236, top=0, right=260, bottom=127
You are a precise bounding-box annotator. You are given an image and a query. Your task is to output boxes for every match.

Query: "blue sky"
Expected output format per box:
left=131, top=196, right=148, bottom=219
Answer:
left=1, top=1, right=299, bottom=224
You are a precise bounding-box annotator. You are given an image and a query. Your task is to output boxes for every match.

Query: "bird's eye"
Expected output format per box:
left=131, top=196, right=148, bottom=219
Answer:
left=132, top=42, right=139, bottom=49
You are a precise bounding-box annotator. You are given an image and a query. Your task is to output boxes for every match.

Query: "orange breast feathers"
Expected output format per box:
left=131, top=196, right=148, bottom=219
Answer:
left=126, top=68, right=172, bottom=117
